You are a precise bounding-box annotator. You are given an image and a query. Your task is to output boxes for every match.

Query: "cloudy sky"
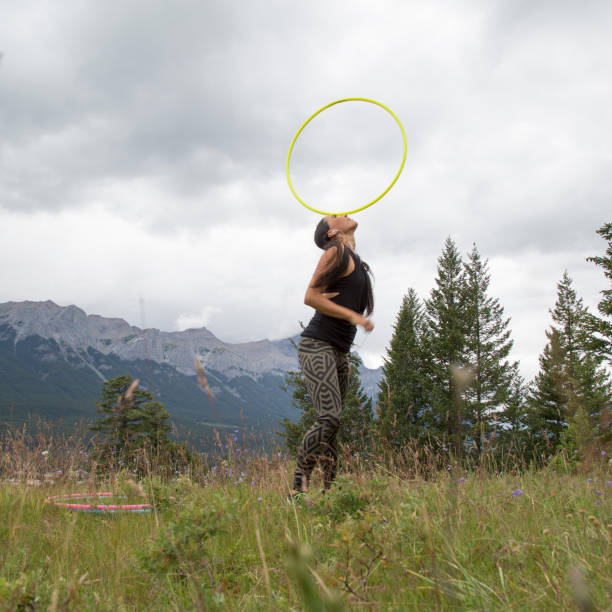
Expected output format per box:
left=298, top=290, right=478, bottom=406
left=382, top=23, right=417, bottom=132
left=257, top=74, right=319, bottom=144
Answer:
left=1, top=1, right=610, bottom=381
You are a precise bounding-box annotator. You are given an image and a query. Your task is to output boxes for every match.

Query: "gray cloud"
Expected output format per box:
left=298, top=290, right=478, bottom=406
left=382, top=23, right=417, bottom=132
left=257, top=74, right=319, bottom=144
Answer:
left=1, top=0, right=611, bottom=380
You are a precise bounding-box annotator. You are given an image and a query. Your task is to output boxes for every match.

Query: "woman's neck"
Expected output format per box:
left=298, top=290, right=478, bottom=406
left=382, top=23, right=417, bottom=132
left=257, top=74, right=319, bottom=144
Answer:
left=343, top=235, right=356, bottom=251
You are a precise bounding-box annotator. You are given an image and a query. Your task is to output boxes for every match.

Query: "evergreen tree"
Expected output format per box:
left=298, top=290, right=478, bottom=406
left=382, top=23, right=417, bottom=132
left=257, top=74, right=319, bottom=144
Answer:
left=498, top=370, right=530, bottom=453
left=376, top=288, right=429, bottom=447
left=423, top=237, right=469, bottom=452
left=278, top=352, right=374, bottom=456
left=528, top=272, right=611, bottom=450
left=528, top=328, right=568, bottom=447
left=462, top=245, right=520, bottom=452
left=586, top=221, right=612, bottom=362
left=90, top=375, right=172, bottom=464
left=341, top=353, right=375, bottom=452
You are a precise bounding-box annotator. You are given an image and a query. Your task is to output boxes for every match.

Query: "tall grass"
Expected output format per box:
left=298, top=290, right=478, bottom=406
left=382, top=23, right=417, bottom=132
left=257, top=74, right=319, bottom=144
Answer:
left=1, top=423, right=610, bottom=610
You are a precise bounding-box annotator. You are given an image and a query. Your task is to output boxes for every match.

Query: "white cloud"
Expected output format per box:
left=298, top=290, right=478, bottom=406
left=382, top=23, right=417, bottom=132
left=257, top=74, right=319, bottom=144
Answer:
left=176, top=306, right=223, bottom=331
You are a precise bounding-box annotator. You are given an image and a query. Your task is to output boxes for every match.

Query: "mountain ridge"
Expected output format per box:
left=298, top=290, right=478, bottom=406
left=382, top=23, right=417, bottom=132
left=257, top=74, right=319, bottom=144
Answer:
left=0, top=301, right=383, bottom=446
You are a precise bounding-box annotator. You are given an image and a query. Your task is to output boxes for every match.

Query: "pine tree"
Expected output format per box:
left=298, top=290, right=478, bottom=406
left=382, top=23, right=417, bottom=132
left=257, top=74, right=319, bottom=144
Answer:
left=90, top=375, right=172, bottom=464
left=462, top=245, right=520, bottom=452
left=498, top=370, right=530, bottom=453
left=278, top=352, right=374, bottom=456
left=376, top=288, right=428, bottom=447
left=528, top=272, right=611, bottom=451
left=528, top=328, right=568, bottom=447
left=423, top=237, right=469, bottom=452
left=341, top=353, right=375, bottom=453
left=586, top=221, right=612, bottom=362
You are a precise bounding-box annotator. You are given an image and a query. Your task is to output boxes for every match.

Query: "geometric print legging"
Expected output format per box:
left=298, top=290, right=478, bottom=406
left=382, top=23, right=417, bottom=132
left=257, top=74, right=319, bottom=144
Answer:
left=292, top=336, right=349, bottom=492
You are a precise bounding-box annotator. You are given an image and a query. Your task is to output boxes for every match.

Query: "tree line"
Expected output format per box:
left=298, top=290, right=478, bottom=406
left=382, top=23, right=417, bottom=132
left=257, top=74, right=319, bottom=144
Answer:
left=279, top=222, right=612, bottom=466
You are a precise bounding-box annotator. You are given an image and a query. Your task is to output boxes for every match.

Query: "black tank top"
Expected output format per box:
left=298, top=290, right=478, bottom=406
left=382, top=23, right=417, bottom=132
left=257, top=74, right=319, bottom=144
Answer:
left=301, top=247, right=369, bottom=353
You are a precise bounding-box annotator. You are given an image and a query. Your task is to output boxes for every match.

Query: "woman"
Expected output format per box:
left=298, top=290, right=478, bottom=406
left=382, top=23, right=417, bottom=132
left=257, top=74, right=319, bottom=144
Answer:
left=291, top=214, right=374, bottom=499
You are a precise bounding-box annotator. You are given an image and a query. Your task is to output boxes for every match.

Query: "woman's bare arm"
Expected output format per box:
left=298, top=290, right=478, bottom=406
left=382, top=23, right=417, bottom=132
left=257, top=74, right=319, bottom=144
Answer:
left=304, top=247, right=373, bottom=331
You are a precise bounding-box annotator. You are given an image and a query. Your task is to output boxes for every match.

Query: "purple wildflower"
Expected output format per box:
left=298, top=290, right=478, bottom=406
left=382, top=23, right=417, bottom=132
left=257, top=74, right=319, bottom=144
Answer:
left=243, top=449, right=248, bottom=454
left=596, top=500, right=601, bottom=506
left=606, top=481, right=612, bottom=487
left=257, top=497, right=262, bottom=502
left=233, top=436, right=238, bottom=442
left=457, top=477, right=465, bottom=483
left=596, top=490, right=603, bottom=496
left=234, top=429, right=239, bottom=434
left=602, top=450, right=607, bottom=456
left=251, top=480, right=255, bottom=486
left=587, top=478, right=593, bottom=483
left=512, top=488, right=523, bottom=497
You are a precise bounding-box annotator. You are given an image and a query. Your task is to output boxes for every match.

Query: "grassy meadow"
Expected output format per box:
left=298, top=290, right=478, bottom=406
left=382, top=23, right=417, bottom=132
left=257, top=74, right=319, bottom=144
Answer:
left=0, top=429, right=611, bottom=611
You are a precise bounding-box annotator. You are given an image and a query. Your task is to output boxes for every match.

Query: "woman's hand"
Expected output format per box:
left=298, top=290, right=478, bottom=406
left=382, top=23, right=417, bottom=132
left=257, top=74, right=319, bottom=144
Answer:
left=351, top=313, right=374, bottom=331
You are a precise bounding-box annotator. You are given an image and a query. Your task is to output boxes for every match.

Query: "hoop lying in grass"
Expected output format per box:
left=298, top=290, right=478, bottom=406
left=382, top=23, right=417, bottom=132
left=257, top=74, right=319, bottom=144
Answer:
left=44, top=492, right=151, bottom=514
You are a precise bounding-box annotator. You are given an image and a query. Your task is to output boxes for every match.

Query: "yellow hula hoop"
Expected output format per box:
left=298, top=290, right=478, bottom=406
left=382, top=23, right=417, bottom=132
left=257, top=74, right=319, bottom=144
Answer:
left=285, top=97, right=407, bottom=216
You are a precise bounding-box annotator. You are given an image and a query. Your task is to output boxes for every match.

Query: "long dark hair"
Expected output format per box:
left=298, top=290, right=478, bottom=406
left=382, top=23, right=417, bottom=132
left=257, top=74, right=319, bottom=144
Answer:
left=312, top=218, right=374, bottom=316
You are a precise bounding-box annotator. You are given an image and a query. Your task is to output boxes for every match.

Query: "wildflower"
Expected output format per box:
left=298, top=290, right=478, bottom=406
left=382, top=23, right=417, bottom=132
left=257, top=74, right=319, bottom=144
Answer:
left=57, top=470, right=62, bottom=474
left=234, top=429, right=239, bottom=434
left=234, top=481, right=239, bottom=486
left=596, top=500, right=601, bottom=506
left=233, top=436, right=238, bottom=442
left=251, top=480, right=255, bottom=486
left=587, top=478, right=593, bottom=483
left=596, top=490, right=603, bottom=496
left=243, top=449, right=248, bottom=454
left=457, top=477, right=465, bottom=483
left=257, top=497, right=262, bottom=502
left=602, top=450, right=607, bottom=456
left=512, top=488, right=523, bottom=497
left=606, top=481, right=612, bottom=487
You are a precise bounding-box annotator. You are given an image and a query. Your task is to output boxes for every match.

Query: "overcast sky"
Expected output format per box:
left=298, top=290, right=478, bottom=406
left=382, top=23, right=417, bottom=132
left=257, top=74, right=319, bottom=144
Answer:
left=1, top=0, right=610, bottom=381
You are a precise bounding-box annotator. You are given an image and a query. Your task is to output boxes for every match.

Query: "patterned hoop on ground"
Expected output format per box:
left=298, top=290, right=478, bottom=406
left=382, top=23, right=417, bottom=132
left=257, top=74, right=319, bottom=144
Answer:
left=44, top=492, right=151, bottom=514
left=286, top=97, right=407, bottom=216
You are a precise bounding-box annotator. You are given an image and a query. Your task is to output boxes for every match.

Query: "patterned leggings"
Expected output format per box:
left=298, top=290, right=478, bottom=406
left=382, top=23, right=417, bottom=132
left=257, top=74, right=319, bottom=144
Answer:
left=293, top=337, right=349, bottom=491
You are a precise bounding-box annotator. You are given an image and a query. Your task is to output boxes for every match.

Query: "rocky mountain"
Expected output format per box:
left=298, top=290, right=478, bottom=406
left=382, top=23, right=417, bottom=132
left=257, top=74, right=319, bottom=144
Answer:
left=0, top=301, right=383, bottom=447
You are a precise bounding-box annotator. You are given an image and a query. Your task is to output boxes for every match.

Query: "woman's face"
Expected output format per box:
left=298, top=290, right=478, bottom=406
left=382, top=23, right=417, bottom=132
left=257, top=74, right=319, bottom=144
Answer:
left=326, top=214, right=358, bottom=236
